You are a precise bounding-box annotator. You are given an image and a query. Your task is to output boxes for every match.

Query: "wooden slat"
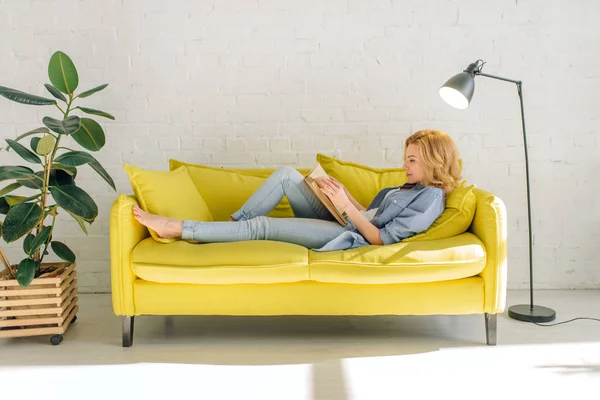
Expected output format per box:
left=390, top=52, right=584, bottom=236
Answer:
left=0, top=262, right=74, bottom=287
left=0, top=285, right=62, bottom=297
left=58, top=301, right=78, bottom=327
left=2, top=296, right=63, bottom=307
left=58, top=271, right=76, bottom=294
left=0, top=298, right=78, bottom=328
left=0, top=325, right=64, bottom=338
left=0, top=314, right=62, bottom=328
left=59, top=292, right=78, bottom=314
left=0, top=295, right=78, bottom=319
left=57, top=263, right=76, bottom=283
left=0, top=306, right=62, bottom=318
left=63, top=303, right=77, bottom=324
left=0, top=281, right=76, bottom=308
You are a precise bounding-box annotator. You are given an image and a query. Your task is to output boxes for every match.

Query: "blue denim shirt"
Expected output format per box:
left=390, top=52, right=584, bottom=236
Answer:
left=312, top=184, right=444, bottom=251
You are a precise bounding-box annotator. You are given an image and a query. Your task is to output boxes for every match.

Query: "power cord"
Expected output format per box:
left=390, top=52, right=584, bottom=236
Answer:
left=533, top=317, right=600, bottom=327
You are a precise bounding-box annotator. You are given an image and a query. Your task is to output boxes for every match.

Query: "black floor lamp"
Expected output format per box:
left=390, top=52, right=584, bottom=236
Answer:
left=439, top=59, right=556, bottom=323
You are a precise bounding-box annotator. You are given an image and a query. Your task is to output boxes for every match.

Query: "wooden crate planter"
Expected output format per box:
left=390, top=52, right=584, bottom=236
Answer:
left=0, top=262, right=78, bottom=345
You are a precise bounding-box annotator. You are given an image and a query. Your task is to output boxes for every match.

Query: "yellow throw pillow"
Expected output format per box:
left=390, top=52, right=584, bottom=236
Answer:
left=169, top=159, right=311, bottom=221
left=403, top=182, right=477, bottom=242
left=316, top=153, right=408, bottom=209
left=123, top=164, right=214, bottom=243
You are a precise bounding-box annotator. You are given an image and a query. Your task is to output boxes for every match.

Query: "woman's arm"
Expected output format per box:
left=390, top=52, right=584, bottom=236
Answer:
left=343, top=203, right=383, bottom=245
left=319, top=177, right=381, bottom=245
left=344, top=188, right=366, bottom=211
left=319, top=176, right=366, bottom=211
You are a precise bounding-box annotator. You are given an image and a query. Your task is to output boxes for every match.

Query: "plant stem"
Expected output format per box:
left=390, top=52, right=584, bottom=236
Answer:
left=0, top=247, right=15, bottom=279
left=39, top=211, right=58, bottom=264
left=54, top=103, right=66, bottom=114
left=33, top=93, right=73, bottom=264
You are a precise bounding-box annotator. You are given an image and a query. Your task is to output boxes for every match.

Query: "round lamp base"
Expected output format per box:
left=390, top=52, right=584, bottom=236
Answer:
left=508, top=304, right=556, bottom=323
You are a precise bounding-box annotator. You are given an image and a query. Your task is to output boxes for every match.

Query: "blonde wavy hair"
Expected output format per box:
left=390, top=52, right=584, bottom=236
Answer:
left=404, top=130, right=462, bottom=195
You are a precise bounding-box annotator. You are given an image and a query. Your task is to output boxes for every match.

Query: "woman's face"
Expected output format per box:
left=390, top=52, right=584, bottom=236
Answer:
left=402, top=143, right=424, bottom=184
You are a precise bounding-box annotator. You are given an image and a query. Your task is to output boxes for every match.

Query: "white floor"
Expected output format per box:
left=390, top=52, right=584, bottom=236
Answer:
left=1, top=290, right=599, bottom=399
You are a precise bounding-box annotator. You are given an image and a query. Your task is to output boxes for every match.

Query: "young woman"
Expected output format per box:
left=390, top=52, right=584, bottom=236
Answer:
left=132, top=130, right=462, bottom=251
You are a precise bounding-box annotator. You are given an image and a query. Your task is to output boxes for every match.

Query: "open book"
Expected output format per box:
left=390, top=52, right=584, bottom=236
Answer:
left=304, top=163, right=348, bottom=226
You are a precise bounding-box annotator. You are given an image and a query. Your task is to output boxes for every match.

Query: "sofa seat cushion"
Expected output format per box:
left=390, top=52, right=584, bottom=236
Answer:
left=308, top=233, right=486, bottom=284
left=132, top=238, right=310, bottom=284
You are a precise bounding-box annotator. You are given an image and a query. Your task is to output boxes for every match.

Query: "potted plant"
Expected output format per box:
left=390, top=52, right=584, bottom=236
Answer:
left=0, top=51, right=115, bottom=345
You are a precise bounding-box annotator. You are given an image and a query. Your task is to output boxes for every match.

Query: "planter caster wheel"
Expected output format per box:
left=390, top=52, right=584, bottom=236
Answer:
left=50, top=334, right=63, bottom=346
left=71, top=315, right=77, bottom=323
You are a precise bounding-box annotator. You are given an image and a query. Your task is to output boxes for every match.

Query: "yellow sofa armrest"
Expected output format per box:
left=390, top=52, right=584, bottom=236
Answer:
left=468, top=188, right=508, bottom=314
left=110, top=194, right=150, bottom=316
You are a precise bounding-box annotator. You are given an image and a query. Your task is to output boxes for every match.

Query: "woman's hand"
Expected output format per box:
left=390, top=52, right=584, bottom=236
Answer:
left=317, top=177, right=352, bottom=210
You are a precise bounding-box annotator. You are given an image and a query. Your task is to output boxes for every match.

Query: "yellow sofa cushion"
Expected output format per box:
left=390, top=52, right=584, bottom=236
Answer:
left=308, top=233, right=486, bottom=284
left=403, top=182, right=477, bottom=242
left=123, top=164, right=213, bottom=243
left=316, top=153, right=408, bottom=209
left=169, top=159, right=311, bottom=221
left=132, top=238, right=310, bottom=284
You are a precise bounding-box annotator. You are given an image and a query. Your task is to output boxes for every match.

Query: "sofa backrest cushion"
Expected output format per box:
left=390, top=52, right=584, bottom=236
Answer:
left=123, top=164, right=214, bottom=243
left=169, top=159, right=310, bottom=220
left=403, top=182, right=477, bottom=242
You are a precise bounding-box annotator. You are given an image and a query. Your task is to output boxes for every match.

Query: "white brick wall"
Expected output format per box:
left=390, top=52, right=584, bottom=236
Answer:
left=1, top=0, right=599, bottom=292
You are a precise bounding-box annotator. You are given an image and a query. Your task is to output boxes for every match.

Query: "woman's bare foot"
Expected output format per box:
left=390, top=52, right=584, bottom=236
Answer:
left=132, top=205, right=183, bottom=239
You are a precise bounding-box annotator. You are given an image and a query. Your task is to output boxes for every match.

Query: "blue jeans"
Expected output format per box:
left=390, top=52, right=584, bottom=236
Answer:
left=181, top=166, right=354, bottom=248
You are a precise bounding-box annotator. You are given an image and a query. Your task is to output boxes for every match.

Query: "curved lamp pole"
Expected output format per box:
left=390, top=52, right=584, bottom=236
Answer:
left=440, top=59, right=556, bottom=323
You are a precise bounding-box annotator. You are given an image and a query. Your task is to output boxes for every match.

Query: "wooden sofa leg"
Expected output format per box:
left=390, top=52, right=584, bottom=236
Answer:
left=122, top=316, right=135, bottom=348
left=485, top=313, right=497, bottom=346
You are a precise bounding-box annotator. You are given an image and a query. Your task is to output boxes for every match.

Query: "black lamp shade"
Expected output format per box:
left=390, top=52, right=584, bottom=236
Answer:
left=439, top=71, right=475, bottom=110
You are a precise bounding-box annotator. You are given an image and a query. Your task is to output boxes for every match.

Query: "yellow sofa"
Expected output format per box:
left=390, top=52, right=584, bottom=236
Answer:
left=110, top=161, right=507, bottom=347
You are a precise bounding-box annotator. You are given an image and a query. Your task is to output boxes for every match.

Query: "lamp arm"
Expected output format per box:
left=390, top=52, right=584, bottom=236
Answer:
left=476, top=71, right=521, bottom=85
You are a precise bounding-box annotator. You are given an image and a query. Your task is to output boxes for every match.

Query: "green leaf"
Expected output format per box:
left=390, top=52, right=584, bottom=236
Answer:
left=0, top=197, right=9, bottom=215
left=0, top=221, right=3, bottom=239
left=51, top=241, right=76, bottom=263
left=78, top=83, right=108, bottom=98
left=0, top=166, right=37, bottom=182
left=49, top=168, right=75, bottom=187
left=48, top=51, right=79, bottom=94
left=15, top=127, right=51, bottom=142
left=10, top=193, right=41, bottom=205
left=35, top=135, right=56, bottom=156
left=51, top=163, right=77, bottom=176
left=89, top=160, right=116, bottom=191
left=1, top=202, right=43, bottom=243
left=0, top=182, right=22, bottom=197
left=5, top=139, right=41, bottom=164
left=78, top=106, right=115, bottom=120
left=16, top=258, right=40, bottom=288
left=50, top=184, right=98, bottom=220
left=54, top=151, right=115, bottom=190
left=0, top=85, right=56, bottom=106
left=30, top=137, right=40, bottom=153
left=23, top=233, right=35, bottom=255
left=54, top=150, right=95, bottom=167
left=5, top=195, right=28, bottom=206
left=43, top=116, right=81, bottom=135
left=71, top=118, right=105, bottom=151
left=44, top=83, right=67, bottom=102
left=28, top=225, right=52, bottom=255
left=67, top=210, right=88, bottom=235
left=19, top=171, right=45, bottom=189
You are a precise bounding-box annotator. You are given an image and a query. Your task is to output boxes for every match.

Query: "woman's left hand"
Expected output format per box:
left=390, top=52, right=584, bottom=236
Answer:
left=318, top=177, right=351, bottom=210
